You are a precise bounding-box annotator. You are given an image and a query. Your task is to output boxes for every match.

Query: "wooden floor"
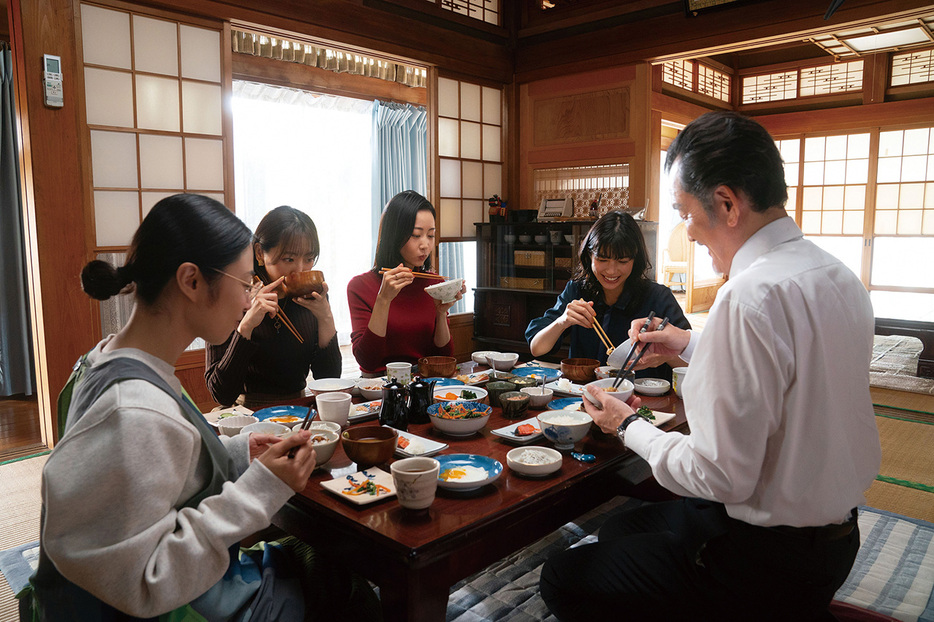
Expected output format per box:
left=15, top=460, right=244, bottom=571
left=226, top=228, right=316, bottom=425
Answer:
left=0, top=395, right=45, bottom=463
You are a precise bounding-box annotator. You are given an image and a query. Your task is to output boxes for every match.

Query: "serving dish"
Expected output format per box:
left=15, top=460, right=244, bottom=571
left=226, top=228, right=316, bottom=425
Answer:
left=510, top=366, right=561, bottom=382
left=350, top=399, right=382, bottom=423
left=435, top=454, right=503, bottom=491
left=355, top=377, right=386, bottom=401
left=394, top=430, right=448, bottom=458
left=203, top=405, right=253, bottom=427
left=307, top=377, right=356, bottom=394
left=433, top=385, right=488, bottom=403
left=453, top=371, right=491, bottom=385
left=320, top=468, right=396, bottom=505
left=490, top=416, right=544, bottom=444
left=546, top=397, right=584, bottom=411
left=427, top=401, right=492, bottom=437
left=544, top=378, right=587, bottom=397
left=252, top=405, right=311, bottom=427
left=423, top=377, right=461, bottom=388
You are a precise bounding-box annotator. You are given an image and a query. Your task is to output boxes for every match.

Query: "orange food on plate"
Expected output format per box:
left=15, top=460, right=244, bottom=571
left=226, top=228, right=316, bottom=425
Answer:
left=442, top=392, right=459, bottom=400
left=397, top=436, right=410, bottom=449
left=514, top=423, right=540, bottom=436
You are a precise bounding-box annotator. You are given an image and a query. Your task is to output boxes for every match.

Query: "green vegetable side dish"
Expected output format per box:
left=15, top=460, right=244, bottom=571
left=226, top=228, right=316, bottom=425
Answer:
left=637, top=406, right=656, bottom=421
left=461, top=390, right=478, bottom=400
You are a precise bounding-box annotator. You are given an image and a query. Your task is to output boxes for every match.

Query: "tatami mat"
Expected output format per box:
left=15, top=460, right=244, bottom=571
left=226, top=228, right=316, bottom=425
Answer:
left=865, top=479, right=934, bottom=524
left=875, top=415, right=934, bottom=491
left=0, top=454, right=45, bottom=622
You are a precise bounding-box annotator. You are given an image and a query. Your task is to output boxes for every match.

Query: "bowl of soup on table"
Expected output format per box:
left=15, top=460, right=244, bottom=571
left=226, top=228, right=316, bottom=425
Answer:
left=341, top=426, right=398, bottom=469
left=277, top=270, right=325, bottom=298
left=560, top=358, right=601, bottom=383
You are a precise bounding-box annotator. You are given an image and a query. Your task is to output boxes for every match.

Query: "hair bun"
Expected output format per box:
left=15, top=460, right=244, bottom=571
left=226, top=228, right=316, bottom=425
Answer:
left=80, top=260, right=128, bottom=300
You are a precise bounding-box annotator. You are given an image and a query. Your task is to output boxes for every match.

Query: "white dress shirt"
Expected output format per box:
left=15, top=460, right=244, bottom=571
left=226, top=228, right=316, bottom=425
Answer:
left=626, top=217, right=881, bottom=527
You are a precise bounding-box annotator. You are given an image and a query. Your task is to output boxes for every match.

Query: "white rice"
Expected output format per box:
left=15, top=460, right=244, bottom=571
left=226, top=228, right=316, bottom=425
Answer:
left=515, top=449, right=555, bottom=465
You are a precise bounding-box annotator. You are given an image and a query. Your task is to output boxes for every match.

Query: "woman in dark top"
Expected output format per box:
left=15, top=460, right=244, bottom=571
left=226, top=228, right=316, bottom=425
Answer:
left=206, top=206, right=340, bottom=407
left=525, top=210, right=689, bottom=379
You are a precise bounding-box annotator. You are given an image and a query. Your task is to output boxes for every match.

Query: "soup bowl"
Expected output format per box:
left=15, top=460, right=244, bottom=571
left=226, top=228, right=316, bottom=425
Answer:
left=279, top=270, right=325, bottom=298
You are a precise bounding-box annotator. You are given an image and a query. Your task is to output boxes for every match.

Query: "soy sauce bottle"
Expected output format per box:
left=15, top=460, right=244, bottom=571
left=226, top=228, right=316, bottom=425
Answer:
left=379, top=377, right=409, bottom=431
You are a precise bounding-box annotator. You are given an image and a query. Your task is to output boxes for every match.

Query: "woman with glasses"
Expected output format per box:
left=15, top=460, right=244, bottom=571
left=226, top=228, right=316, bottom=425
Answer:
left=206, top=205, right=341, bottom=408
left=28, top=194, right=380, bottom=621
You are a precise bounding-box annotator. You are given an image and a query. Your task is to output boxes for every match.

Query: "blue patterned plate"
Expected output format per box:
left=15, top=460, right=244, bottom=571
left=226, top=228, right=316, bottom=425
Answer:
left=435, top=454, right=503, bottom=491
left=251, top=405, right=312, bottom=426
left=510, top=366, right=561, bottom=382
left=546, top=398, right=584, bottom=411
left=424, top=377, right=461, bottom=387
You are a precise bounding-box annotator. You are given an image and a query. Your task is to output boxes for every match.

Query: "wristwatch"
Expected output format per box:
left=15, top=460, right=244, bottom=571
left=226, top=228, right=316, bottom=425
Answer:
left=615, top=412, right=646, bottom=443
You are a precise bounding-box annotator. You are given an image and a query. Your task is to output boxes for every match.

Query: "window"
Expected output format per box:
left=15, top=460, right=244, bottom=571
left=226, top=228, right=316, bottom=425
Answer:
left=232, top=82, right=375, bottom=345
left=662, top=59, right=731, bottom=103
left=430, top=0, right=499, bottom=25
left=741, top=60, right=863, bottom=104
left=891, top=48, right=934, bottom=86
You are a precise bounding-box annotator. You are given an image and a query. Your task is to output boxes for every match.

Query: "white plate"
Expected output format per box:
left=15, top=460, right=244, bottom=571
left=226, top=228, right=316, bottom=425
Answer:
left=394, top=430, right=448, bottom=458
left=544, top=379, right=587, bottom=397
left=643, top=409, right=676, bottom=428
left=349, top=399, right=381, bottom=423
left=320, top=468, right=396, bottom=505
left=203, top=405, right=253, bottom=426
left=433, top=385, right=489, bottom=403
left=307, top=378, right=356, bottom=393
left=506, top=446, right=563, bottom=478
left=436, top=454, right=503, bottom=492
left=453, top=371, right=491, bottom=385
left=490, top=416, right=544, bottom=444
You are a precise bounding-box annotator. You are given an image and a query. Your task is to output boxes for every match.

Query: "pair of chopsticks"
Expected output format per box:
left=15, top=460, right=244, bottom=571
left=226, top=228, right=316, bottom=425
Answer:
left=277, top=308, right=304, bottom=344
left=592, top=320, right=615, bottom=355
left=611, top=313, right=670, bottom=389
left=379, top=268, right=448, bottom=281
left=287, top=406, right=316, bottom=459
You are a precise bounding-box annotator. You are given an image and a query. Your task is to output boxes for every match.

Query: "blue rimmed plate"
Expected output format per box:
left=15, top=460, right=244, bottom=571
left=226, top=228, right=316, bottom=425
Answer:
left=435, top=454, right=503, bottom=491
left=424, top=377, right=461, bottom=387
left=251, top=405, right=312, bottom=427
left=510, top=366, right=561, bottom=382
left=546, top=398, right=584, bottom=412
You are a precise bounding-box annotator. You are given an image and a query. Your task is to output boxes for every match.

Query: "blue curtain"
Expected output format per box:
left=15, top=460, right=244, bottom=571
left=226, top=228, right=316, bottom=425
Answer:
left=0, top=42, right=36, bottom=396
left=371, top=101, right=427, bottom=254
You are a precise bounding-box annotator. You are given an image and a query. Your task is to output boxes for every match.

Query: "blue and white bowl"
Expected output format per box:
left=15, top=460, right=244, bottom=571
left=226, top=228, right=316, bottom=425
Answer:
left=537, top=410, right=593, bottom=450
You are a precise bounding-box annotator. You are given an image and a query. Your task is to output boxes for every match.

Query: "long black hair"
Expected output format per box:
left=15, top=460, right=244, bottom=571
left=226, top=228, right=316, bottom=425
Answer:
left=252, top=206, right=320, bottom=283
left=372, top=190, right=435, bottom=272
left=573, top=210, right=651, bottom=311
left=81, top=193, right=252, bottom=305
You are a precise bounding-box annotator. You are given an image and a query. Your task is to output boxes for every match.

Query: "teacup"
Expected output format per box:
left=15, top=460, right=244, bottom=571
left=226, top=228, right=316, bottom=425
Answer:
left=316, top=391, right=352, bottom=427
left=672, top=367, right=688, bottom=398
left=386, top=362, right=413, bottom=385
left=391, top=457, right=440, bottom=511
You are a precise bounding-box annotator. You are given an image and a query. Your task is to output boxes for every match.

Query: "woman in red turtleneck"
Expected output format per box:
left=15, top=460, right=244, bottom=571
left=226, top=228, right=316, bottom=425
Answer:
left=347, top=191, right=465, bottom=376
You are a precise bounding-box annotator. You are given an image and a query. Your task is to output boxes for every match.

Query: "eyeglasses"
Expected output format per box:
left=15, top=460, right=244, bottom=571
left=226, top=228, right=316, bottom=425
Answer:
left=212, top=269, right=264, bottom=298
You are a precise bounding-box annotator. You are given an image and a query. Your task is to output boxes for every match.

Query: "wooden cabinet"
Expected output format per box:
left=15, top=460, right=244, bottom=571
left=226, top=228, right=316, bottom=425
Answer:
left=473, top=220, right=658, bottom=358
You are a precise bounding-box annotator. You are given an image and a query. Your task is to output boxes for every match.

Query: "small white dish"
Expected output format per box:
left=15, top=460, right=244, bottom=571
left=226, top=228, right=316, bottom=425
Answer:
left=582, top=378, right=635, bottom=406
left=642, top=409, right=676, bottom=429
left=471, top=350, right=501, bottom=365
left=306, top=421, right=341, bottom=434
left=490, top=416, right=544, bottom=444
left=595, top=366, right=620, bottom=380
left=204, top=405, right=254, bottom=427
left=320, top=468, right=396, bottom=505
left=487, top=352, right=519, bottom=371
left=454, top=370, right=491, bottom=385
left=545, top=378, right=586, bottom=397
left=507, top=446, right=563, bottom=477
left=424, top=278, right=465, bottom=304
left=633, top=378, right=671, bottom=396
left=520, top=386, right=553, bottom=409
left=217, top=414, right=258, bottom=436
left=394, top=430, right=448, bottom=458
left=355, top=377, right=386, bottom=401
left=307, top=377, right=356, bottom=394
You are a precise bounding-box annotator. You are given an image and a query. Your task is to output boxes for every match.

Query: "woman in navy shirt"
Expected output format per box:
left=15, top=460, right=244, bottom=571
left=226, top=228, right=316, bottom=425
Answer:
left=525, top=211, right=690, bottom=379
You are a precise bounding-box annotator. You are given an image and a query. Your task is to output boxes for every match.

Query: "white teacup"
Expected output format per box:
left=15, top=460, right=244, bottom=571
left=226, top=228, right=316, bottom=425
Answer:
left=386, top=361, right=413, bottom=385
left=316, top=391, right=352, bottom=427
left=390, top=457, right=441, bottom=510
left=672, top=366, right=688, bottom=398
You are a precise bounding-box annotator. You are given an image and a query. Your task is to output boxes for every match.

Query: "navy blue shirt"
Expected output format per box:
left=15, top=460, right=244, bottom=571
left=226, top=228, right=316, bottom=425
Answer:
left=525, top=279, right=690, bottom=380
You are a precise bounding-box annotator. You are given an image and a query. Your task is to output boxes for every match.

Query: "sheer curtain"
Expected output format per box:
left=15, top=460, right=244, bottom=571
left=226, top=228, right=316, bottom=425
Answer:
left=372, top=100, right=427, bottom=251
left=232, top=81, right=375, bottom=345
left=0, top=42, right=36, bottom=396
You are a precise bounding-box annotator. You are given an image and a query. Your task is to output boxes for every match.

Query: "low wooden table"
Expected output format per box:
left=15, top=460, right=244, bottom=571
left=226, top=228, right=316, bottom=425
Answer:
left=272, top=391, right=686, bottom=622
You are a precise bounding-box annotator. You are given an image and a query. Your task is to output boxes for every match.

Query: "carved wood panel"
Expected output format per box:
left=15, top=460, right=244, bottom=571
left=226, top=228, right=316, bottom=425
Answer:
left=533, top=86, right=630, bottom=146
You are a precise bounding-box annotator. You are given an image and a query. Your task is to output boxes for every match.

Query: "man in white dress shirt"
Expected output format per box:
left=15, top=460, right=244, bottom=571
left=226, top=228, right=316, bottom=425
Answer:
left=540, top=111, right=881, bottom=621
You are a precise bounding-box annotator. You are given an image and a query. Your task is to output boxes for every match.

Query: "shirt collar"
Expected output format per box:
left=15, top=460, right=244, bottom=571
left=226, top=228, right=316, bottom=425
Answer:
left=730, top=216, right=802, bottom=278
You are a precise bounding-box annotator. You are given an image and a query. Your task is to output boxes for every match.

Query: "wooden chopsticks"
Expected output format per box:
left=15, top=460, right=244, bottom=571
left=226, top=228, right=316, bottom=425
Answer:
left=287, top=406, right=316, bottom=459
left=592, top=320, right=615, bottom=355
left=379, top=268, right=448, bottom=281
left=277, top=308, right=304, bottom=344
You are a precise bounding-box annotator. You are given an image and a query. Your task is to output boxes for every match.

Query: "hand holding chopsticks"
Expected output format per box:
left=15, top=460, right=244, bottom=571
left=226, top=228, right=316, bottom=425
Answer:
left=612, top=314, right=669, bottom=390
left=379, top=267, right=447, bottom=281
left=287, top=406, right=316, bottom=459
